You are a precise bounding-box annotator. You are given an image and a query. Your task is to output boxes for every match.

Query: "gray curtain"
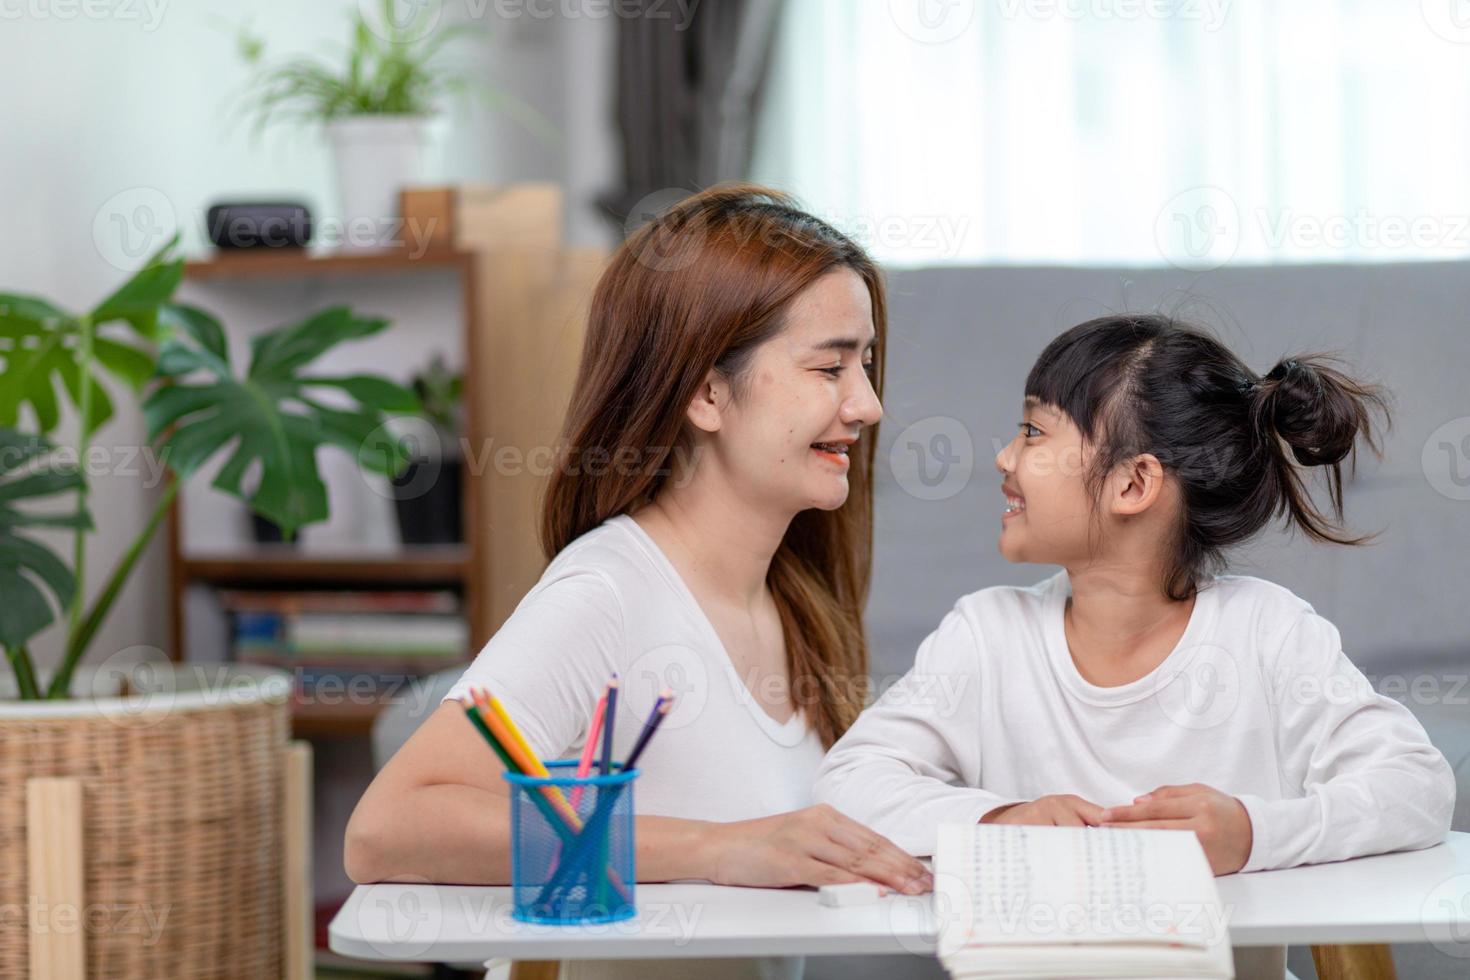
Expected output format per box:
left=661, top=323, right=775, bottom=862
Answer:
left=601, top=0, right=784, bottom=227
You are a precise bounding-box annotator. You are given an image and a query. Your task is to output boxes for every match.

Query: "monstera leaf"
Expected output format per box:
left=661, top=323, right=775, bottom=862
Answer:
left=142, top=304, right=419, bottom=539
left=0, top=428, right=91, bottom=651
left=0, top=239, right=179, bottom=434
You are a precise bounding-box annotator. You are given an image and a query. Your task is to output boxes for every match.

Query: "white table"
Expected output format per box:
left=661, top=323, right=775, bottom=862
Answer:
left=329, top=832, right=1470, bottom=964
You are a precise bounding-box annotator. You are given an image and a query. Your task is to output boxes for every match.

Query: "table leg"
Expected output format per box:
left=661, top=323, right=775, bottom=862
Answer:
left=1310, top=943, right=1396, bottom=980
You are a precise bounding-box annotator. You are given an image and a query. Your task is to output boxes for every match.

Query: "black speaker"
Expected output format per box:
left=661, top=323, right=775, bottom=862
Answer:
left=206, top=201, right=312, bottom=249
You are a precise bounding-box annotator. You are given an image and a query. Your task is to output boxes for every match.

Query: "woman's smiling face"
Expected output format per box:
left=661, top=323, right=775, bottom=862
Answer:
left=689, top=268, right=883, bottom=514
left=993, top=396, right=1099, bottom=565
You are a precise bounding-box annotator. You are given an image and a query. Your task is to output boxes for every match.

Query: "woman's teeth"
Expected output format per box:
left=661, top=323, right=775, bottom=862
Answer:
left=1004, top=496, right=1025, bottom=514
left=812, top=442, right=849, bottom=455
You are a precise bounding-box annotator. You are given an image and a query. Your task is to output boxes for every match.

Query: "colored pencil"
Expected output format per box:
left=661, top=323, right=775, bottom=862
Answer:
left=461, top=696, right=632, bottom=904
left=570, top=692, right=608, bottom=809
left=599, top=675, right=619, bottom=776
left=624, top=689, right=672, bottom=771
left=539, top=693, right=676, bottom=906
left=470, top=687, right=580, bottom=827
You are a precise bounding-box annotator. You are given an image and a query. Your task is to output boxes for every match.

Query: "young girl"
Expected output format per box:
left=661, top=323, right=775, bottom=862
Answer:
left=815, top=314, right=1455, bottom=883
left=345, top=185, right=927, bottom=980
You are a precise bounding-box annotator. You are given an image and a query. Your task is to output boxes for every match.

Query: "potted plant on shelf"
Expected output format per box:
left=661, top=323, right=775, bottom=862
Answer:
left=0, top=240, right=417, bottom=976
left=236, top=0, right=546, bottom=250
left=391, top=351, right=464, bottom=544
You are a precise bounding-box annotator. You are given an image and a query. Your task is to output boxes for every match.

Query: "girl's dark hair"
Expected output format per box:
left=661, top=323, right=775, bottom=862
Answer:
left=1025, top=314, right=1389, bottom=600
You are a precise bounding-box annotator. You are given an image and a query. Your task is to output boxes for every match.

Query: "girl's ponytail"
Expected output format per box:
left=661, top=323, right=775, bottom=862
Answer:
left=1247, top=355, right=1389, bottom=545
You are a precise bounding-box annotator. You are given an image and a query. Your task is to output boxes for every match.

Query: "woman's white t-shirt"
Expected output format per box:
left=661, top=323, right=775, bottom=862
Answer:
left=443, top=514, right=824, bottom=980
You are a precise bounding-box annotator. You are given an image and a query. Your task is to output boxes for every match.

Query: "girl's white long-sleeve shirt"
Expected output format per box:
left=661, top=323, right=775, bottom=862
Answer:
left=814, top=571, right=1456, bottom=871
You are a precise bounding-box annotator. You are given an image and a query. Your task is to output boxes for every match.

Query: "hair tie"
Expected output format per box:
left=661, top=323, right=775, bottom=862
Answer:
left=1236, top=377, right=1258, bottom=396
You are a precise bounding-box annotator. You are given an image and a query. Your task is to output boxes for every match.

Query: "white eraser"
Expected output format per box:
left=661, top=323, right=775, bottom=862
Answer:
left=818, top=882, right=882, bottom=907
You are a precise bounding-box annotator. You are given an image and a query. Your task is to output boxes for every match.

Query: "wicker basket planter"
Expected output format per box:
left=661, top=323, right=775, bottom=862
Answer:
left=0, top=666, right=296, bottom=979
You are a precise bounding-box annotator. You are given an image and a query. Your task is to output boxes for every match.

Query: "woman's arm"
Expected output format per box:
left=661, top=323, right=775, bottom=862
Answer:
left=345, top=702, right=709, bottom=884
left=345, top=702, right=932, bottom=892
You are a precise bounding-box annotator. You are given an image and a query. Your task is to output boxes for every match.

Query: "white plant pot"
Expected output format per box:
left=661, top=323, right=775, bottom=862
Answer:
left=325, top=115, right=428, bottom=250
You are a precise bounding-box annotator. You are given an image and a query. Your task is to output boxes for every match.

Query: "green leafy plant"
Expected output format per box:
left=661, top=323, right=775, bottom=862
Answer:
left=237, top=0, right=474, bottom=128
left=410, top=352, right=463, bottom=443
left=233, top=0, right=554, bottom=141
left=0, top=243, right=419, bottom=699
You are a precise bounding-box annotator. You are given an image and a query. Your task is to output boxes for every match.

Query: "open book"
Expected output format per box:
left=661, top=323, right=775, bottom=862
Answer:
left=933, top=823, right=1235, bottom=979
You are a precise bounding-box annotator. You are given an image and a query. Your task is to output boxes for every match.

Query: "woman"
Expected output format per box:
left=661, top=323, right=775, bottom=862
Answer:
left=344, top=185, right=930, bottom=980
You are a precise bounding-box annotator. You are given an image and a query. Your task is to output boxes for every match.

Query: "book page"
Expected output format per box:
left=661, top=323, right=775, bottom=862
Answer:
left=935, top=824, right=1228, bottom=951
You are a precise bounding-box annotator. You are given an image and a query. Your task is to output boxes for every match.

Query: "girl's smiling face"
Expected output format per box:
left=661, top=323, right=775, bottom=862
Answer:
left=993, top=397, right=1100, bottom=565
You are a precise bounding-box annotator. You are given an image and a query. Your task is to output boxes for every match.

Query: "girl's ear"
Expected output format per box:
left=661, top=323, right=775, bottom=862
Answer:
left=685, top=369, right=729, bottom=434
left=1110, top=452, right=1167, bottom=517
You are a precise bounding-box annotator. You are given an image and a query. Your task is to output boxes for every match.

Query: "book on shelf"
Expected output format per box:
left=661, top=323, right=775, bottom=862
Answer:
left=222, top=589, right=468, bottom=661
left=218, top=589, right=460, bottom=615
left=933, top=823, right=1234, bottom=979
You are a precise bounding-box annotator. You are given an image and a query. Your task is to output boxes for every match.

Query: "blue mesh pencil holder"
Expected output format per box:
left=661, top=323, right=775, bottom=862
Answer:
left=503, top=760, right=638, bottom=924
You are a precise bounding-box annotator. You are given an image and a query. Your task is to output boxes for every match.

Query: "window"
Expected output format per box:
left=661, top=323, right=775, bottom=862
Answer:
left=752, top=1, right=1470, bottom=267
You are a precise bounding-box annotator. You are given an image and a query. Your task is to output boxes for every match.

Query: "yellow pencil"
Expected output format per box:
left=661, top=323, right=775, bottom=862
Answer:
left=486, top=690, right=551, bottom=778
left=471, top=688, right=580, bottom=826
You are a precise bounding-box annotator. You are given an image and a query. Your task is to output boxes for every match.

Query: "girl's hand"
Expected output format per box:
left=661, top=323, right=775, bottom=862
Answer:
left=1098, top=783, right=1253, bottom=875
left=981, top=795, right=1105, bottom=827
left=704, top=804, right=933, bottom=894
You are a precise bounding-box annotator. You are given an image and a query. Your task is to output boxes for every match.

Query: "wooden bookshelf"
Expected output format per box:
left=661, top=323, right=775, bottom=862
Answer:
left=181, top=247, right=474, bottom=281
left=169, top=241, right=487, bottom=681
left=180, top=548, right=469, bottom=586
left=167, top=185, right=605, bottom=744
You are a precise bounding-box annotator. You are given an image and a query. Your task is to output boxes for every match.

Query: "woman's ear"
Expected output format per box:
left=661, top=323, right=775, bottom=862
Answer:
left=685, top=369, right=729, bottom=434
left=1110, top=452, right=1166, bottom=517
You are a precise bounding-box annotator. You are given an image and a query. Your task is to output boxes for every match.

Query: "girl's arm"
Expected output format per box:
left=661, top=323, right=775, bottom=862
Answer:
left=1233, top=611, right=1457, bottom=872
left=813, top=608, right=1026, bottom=856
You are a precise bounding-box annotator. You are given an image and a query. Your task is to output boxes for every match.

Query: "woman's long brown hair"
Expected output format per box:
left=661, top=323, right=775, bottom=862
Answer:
left=540, top=184, right=887, bottom=749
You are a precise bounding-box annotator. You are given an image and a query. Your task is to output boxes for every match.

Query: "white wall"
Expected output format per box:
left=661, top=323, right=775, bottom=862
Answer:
left=0, top=0, right=617, bottom=680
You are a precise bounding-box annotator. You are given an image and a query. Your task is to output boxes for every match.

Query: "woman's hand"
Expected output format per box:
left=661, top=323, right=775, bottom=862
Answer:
left=981, top=795, right=1105, bottom=827
left=703, top=804, right=933, bottom=894
left=1099, top=783, right=1253, bottom=875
